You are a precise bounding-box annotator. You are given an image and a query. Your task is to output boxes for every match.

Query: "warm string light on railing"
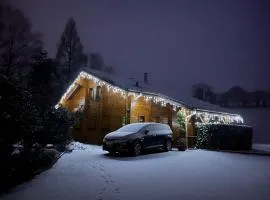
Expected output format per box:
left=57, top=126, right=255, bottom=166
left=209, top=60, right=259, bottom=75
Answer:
left=195, top=111, right=244, bottom=124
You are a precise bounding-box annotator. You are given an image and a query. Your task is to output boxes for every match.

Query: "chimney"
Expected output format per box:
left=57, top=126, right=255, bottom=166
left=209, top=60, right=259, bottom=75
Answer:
left=144, top=72, right=148, bottom=84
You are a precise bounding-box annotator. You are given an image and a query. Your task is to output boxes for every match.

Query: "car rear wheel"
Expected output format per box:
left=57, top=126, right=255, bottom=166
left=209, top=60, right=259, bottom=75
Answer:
left=132, top=142, right=142, bottom=156
left=164, top=139, right=172, bottom=152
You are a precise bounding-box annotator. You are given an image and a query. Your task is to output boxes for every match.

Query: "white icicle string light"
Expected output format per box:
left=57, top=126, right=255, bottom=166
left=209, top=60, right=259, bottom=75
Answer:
left=195, top=111, right=244, bottom=124
left=54, top=71, right=243, bottom=125
left=55, top=71, right=128, bottom=108
left=127, top=92, right=182, bottom=110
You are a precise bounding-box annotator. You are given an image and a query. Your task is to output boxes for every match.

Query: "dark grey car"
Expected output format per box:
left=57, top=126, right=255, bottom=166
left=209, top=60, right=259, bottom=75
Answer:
left=102, top=122, right=173, bottom=156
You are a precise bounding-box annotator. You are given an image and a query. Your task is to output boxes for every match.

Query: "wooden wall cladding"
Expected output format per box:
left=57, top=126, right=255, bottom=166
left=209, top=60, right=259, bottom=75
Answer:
left=151, top=102, right=169, bottom=124
left=61, top=77, right=196, bottom=145
left=63, top=86, right=86, bottom=111
left=130, top=96, right=152, bottom=123
left=101, top=86, right=126, bottom=132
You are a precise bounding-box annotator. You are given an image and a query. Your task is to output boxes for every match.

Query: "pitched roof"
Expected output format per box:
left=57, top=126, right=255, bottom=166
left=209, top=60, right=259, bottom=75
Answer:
left=56, top=69, right=239, bottom=116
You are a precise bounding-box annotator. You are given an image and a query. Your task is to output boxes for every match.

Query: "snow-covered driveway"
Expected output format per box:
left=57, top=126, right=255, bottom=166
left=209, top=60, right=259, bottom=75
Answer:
left=2, top=144, right=270, bottom=200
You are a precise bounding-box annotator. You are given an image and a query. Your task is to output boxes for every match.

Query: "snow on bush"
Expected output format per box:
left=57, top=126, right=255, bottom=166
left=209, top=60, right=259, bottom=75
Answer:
left=68, top=141, right=89, bottom=151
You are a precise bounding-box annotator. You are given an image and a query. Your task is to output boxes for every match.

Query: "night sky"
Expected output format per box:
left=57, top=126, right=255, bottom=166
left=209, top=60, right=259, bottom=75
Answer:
left=4, top=0, right=270, bottom=93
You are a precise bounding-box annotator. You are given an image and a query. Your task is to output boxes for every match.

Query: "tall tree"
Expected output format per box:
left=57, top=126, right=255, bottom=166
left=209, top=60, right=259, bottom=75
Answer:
left=89, top=52, right=104, bottom=71
left=225, top=86, right=248, bottom=107
left=0, top=5, right=43, bottom=78
left=192, top=83, right=214, bottom=102
left=56, top=17, right=87, bottom=81
left=28, top=50, right=58, bottom=113
left=104, top=65, right=115, bottom=74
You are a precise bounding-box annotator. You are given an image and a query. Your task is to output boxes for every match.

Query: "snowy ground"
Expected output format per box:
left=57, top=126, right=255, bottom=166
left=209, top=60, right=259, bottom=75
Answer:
left=1, top=143, right=270, bottom=200
left=253, top=143, right=270, bottom=152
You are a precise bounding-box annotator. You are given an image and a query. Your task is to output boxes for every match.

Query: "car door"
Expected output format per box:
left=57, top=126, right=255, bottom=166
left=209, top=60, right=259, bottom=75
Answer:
left=155, top=124, right=166, bottom=146
left=141, top=125, right=156, bottom=148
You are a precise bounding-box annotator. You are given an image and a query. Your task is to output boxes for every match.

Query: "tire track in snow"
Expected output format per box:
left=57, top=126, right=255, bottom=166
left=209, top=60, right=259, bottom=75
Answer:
left=92, top=160, right=120, bottom=200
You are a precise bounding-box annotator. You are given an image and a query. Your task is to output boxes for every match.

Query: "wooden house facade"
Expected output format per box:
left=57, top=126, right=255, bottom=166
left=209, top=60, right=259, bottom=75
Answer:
left=56, top=71, right=244, bottom=147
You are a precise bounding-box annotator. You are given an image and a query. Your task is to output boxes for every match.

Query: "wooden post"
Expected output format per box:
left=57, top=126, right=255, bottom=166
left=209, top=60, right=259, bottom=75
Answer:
left=85, top=87, right=89, bottom=103
left=98, top=94, right=103, bottom=143
left=167, top=104, right=172, bottom=129
left=149, top=99, right=153, bottom=122
left=185, top=112, right=189, bottom=149
left=126, top=95, right=131, bottom=124
left=185, top=109, right=196, bottom=149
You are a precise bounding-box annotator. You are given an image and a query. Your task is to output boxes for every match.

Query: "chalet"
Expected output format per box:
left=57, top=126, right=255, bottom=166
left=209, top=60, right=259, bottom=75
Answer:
left=55, top=70, right=244, bottom=148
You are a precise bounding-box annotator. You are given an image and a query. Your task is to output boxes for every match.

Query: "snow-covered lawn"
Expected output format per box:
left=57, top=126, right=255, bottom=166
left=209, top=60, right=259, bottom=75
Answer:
left=253, top=144, right=270, bottom=152
left=2, top=143, right=270, bottom=200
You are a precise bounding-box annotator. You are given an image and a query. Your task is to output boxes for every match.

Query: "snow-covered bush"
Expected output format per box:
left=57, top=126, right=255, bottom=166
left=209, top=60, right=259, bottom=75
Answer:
left=68, top=141, right=88, bottom=150
left=0, top=75, right=61, bottom=193
left=196, top=123, right=253, bottom=150
left=176, top=110, right=186, bottom=137
left=37, top=106, right=83, bottom=148
left=3, top=147, right=59, bottom=192
left=0, top=75, right=42, bottom=153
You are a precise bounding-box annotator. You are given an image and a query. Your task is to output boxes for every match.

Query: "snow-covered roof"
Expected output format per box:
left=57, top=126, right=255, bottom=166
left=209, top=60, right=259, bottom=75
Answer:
left=56, top=69, right=239, bottom=116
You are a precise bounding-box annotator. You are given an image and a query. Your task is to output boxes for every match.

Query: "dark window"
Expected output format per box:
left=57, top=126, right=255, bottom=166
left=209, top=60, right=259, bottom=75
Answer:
left=89, top=88, right=94, bottom=100
left=89, top=86, right=101, bottom=101
left=96, top=86, right=101, bottom=100
left=152, top=116, right=160, bottom=123
left=139, top=116, right=145, bottom=122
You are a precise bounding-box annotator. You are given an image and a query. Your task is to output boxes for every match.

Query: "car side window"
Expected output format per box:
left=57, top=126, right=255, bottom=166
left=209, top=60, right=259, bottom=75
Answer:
left=155, top=124, right=163, bottom=135
left=144, top=125, right=155, bottom=134
left=147, top=125, right=154, bottom=132
left=155, top=124, right=170, bottom=135
left=162, top=125, right=167, bottom=130
left=140, top=125, right=150, bottom=133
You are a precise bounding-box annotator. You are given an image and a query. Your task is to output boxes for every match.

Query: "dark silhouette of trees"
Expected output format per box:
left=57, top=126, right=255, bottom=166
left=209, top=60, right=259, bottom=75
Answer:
left=28, top=51, right=59, bottom=114
left=192, top=83, right=215, bottom=103
left=0, top=5, right=43, bottom=79
left=0, top=7, right=85, bottom=192
left=193, top=84, right=270, bottom=108
left=89, top=52, right=104, bottom=71
left=56, top=17, right=87, bottom=81
left=225, top=86, right=248, bottom=107
left=88, top=52, right=115, bottom=74
left=104, top=65, right=115, bottom=74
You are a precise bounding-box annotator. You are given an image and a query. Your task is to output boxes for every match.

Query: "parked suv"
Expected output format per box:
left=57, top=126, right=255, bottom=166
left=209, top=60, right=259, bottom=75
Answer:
left=102, top=122, right=173, bottom=156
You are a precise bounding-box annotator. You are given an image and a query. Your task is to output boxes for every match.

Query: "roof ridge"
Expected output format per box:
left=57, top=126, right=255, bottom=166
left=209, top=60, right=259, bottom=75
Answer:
left=55, top=70, right=241, bottom=117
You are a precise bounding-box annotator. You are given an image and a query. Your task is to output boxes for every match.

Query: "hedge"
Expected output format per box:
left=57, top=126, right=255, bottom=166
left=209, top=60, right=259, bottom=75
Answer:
left=196, top=123, right=253, bottom=151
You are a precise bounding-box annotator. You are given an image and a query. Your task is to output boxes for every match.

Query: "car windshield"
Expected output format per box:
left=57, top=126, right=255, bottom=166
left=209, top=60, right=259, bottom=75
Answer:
left=117, top=124, right=146, bottom=132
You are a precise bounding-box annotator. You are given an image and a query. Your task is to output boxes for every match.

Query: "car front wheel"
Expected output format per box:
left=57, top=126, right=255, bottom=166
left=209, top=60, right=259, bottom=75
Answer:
left=132, top=142, right=142, bottom=156
left=164, top=139, right=172, bottom=152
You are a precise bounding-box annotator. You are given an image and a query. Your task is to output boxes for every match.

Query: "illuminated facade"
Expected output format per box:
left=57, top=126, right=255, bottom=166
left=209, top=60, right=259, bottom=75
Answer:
left=56, top=71, right=244, bottom=146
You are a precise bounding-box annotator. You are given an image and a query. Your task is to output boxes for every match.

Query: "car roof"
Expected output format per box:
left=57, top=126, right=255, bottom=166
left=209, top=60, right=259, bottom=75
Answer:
left=128, top=122, right=167, bottom=126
